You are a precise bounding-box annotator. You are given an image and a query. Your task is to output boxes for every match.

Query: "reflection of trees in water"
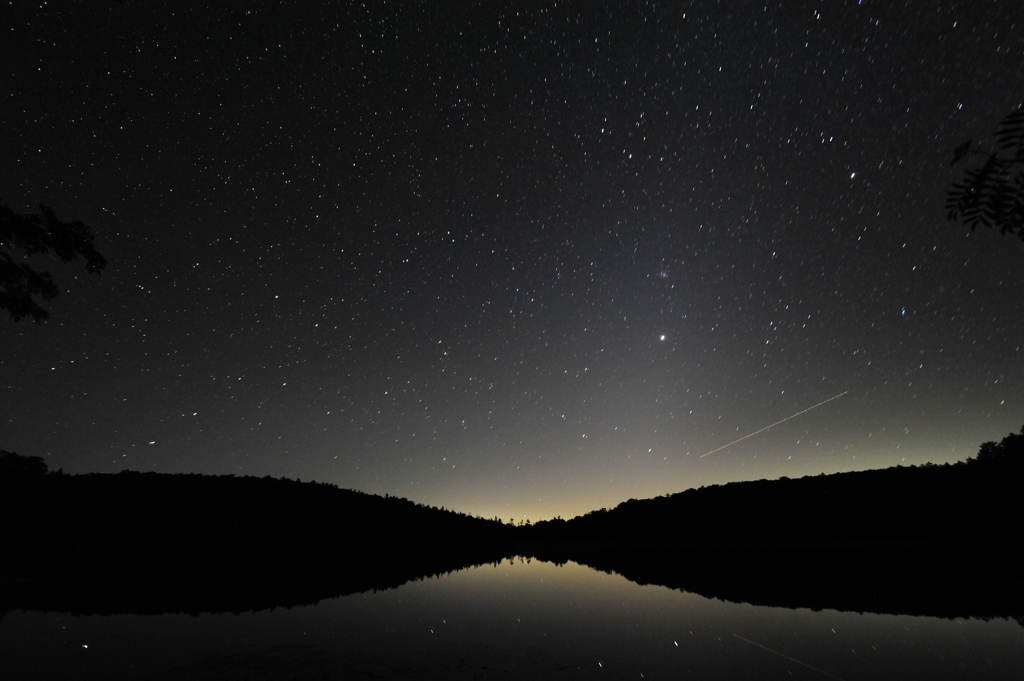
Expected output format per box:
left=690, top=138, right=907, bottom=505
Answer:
left=0, top=454, right=516, bottom=615
left=1, top=428, right=1020, bottom=620
left=6, top=540, right=1019, bottom=624
left=527, top=542, right=1023, bottom=625
left=1, top=542, right=518, bottom=617
left=519, top=427, right=1024, bottom=624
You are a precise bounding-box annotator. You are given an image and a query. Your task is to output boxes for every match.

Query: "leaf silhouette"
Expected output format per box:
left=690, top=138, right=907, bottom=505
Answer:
left=951, top=140, right=974, bottom=166
left=995, top=106, right=1024, bottom=154
left=947, top=107, right=1024, bottom=240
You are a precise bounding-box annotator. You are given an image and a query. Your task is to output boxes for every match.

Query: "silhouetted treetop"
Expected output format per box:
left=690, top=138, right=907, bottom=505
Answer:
left=973, top=424, right=1024, bottom=466
left=0, top=201, right=107, bottom=322
left=0, top=450, right=48, bottom=478
left=947, top=105, right=1024, bottom=240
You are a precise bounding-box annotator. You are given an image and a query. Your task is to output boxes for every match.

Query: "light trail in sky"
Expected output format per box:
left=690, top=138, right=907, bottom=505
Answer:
left=700, top=391, right=849, bottom=458
left=731, top=634, right=847, bottom=681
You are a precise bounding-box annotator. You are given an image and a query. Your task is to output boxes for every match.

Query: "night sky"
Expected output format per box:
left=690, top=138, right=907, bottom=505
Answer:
left=3, top=1, right=1023, bottom=522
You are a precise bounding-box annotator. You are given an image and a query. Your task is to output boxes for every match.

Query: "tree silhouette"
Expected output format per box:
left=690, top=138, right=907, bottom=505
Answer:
left=973, top=424, right=1024, bottom=466
left=0, top=450, right=48, bottom=478
left=947, top=106, right=1024, bottom=241
left=0, top=201, right=107, bottom=322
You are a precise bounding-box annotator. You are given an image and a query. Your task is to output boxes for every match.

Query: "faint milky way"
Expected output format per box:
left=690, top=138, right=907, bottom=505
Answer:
left=2, top=1, right=1023, bottom=521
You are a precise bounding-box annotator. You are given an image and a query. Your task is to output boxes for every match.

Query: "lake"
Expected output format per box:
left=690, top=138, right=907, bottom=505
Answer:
left=2, top=557, right=1022, bottom=680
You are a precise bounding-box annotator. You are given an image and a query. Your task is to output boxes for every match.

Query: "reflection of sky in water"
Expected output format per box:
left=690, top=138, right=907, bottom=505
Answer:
left=3, top=559, right=1022, bottom=680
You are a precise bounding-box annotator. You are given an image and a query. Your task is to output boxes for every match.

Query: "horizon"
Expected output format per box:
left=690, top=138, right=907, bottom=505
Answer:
left=12, top=435, right=1002, bottom=524
left=2, top=2, right=1022, bottom=523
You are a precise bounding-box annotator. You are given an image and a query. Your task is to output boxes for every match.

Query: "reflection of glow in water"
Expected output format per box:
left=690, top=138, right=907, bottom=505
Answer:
left=4, top=557, right=1022, bottom=680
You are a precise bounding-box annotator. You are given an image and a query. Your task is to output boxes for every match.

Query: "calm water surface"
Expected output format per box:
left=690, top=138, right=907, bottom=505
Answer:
left=2, top=558, right=1021, bottom=680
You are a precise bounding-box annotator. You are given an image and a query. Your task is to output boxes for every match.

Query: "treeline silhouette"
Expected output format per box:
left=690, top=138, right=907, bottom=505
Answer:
left=514, top=427, right=1023, bottom=622
left=0, top=466, right=514, bottom=561
left=1, top=426, right=1020, bottom=619
left=0, top=457, right=515, bottom=615
left=521, top=426, right=1024, bottom=544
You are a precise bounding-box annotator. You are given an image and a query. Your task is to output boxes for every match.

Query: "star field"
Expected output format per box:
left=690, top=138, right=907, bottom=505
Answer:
left=2, top=1, right=1023, bottom=521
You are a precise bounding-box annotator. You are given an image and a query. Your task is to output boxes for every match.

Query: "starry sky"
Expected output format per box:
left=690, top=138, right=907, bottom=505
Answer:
left=3, top=1, right=1023, bottom=522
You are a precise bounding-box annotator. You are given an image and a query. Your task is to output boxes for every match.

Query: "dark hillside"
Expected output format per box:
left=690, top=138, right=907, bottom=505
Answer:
left=524, top=428, right=1023, bottom=544
left=1, top=427, right=1019, bottom=618
left=0, top=465, right=513, bottom=589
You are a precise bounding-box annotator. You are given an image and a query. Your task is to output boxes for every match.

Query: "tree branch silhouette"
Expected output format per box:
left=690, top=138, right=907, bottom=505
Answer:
left=0, top=201, right=107, bottom=322
left=947, top=106, right=1024, bottom=240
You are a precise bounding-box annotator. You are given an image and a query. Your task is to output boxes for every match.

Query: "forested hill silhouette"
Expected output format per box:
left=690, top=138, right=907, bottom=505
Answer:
left=516, top=428, right=1023, bottom=622
left=3, top=427, right=1021, bottom=565
left=2, top=427, right=1020, bottom=618
left=522, top=425, right=1024, bottom=544
left=1, top=464, right=512, bottom=550
left=0, top=459, right=515, bottom=614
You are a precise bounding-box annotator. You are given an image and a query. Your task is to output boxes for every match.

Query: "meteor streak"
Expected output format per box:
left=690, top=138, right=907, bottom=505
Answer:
left=700, top=390, right=849, bottom=458
left=731, top=634, right=847, bottom=681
